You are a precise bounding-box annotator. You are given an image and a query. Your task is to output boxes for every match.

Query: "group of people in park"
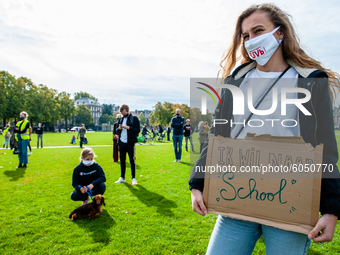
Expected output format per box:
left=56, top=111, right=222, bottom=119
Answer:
left=71, top=104, right=140, bottom=209
left=71, top=104, right=201, bottom=208
left=4, top=106, right=201, bottom=175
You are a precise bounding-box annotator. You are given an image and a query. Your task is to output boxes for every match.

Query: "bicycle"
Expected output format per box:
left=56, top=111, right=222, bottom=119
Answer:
left=156, top=131, right=166, bottom=142
left=146, top=131, right=154, bottom=145
left=138, top=131, right=154, bottom=145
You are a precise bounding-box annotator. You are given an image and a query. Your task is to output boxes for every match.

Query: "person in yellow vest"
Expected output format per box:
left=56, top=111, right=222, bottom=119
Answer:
left=2, top=124, right=10, bottom=149
left=14, top=111, right=31, bottom=168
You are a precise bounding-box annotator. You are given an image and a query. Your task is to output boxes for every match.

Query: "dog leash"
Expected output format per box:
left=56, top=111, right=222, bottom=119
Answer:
left=78, top=185, right=95, bottom=200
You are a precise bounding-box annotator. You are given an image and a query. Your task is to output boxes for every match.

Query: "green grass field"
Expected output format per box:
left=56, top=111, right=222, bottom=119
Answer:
left=0, top=132, right=339, bottom=254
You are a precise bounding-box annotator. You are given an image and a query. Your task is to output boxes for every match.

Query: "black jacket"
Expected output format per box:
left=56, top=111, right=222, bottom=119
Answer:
left=113, top=122, right=118, bottom=136
left=171, top=116, right=185, bottom=135
left=72, top=162, right=106, bottom=191
left=142, top=126, right=148, bottom=136
left=116, top=114, right=140, bottom=145
left=36, top=126, right=43, bottom=135
left=189, top=61, right=340, bottom=218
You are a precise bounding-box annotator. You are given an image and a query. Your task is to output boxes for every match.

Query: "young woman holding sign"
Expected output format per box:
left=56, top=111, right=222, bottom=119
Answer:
left=189, top=3, right=340, bottom=254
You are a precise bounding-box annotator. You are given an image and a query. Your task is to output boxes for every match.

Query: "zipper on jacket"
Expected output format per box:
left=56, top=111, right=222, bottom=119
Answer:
left=310, top=81, right=317, bottom=146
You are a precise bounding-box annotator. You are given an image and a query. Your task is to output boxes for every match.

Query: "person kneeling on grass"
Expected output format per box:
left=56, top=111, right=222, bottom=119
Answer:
left=71, top=148, right=106, bottom=206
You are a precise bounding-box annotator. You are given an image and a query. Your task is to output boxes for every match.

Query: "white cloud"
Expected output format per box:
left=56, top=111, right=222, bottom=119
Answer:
left=0, top=0, right=339, bottom=109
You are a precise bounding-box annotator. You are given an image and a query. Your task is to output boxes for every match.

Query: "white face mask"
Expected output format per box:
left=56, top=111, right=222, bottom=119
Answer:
left=82, top=160, right=94, bottom=166
left=244, top=26, right=282, bottom=66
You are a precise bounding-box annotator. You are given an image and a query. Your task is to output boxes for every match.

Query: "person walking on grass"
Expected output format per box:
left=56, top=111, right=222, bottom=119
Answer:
left=77, top=124, right=86, bottom=148
left=171, top=109, right=185, bottom=162
left=71, top=148, right=106, bottom=206
left=14, top=111, right=31, bottom=168
left=3, top=124, right=10, bottom=149
left=36, top=123, right=43, bottom=148
left=115, top=104, right=140, bottom=185
left=183, top=119, right=195, bottom=153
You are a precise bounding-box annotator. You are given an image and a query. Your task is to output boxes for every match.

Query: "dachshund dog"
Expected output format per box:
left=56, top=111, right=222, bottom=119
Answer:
left=69, top=195, right=105, bottom=220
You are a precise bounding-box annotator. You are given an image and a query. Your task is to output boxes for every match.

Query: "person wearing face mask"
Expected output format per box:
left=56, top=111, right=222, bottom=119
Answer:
left=71, top=148, right=106, bottom=206
left=171, top=109, right=185, bottom=162
left=114, top=104, right=140, bottom=185
left=14, top=111, right=31, bottom=168
left=36, top=123, right=43, bottom=148
left=189, top=3, right=340, bottom=254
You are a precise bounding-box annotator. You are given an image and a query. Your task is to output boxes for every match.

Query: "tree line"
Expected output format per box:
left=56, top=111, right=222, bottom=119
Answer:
left=145, top=102, right=212, bottom=130
left=0, top=71, right=211, bottom=131
left=0, top=71, right=96, bottom=130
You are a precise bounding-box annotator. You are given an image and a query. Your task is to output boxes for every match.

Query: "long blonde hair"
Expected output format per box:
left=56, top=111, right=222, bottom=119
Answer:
left=219, top=3, right=340, bottom=103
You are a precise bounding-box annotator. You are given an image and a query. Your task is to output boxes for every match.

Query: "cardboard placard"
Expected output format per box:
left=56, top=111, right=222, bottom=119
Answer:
left=203, top=134, right=322, bottom=235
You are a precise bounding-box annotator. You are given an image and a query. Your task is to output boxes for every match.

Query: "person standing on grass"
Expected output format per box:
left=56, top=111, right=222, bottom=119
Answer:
left=71, top=148, right=106, bottom=206
left=36, top=123, right=43, bottom=148
left=27, top=126, right=33, bottom=155
left=171, top=109, right=185, bottom=162
left=77, top=124, right=86, bottom=148
left=113, top=114, right=122, bottom=162
left=114, top=104, right=140, bottom=185
left=166, top=124, right=171, bottom=141
left=158, top=124, right=164, bottom=135
left=204, top=121, right=210, bottom=133
left=14, top=111, right=31, bottom=168
left=152, top=125, right=157, bottom=138
left=189, top=3, right=340, bottom=254
left=141, top=124, right=148, bottom=138
left=3, top=124, right=10, bottom=149
left=183, top=119, right=195, bottom=153
left=198, top=121, right=208, bottom=153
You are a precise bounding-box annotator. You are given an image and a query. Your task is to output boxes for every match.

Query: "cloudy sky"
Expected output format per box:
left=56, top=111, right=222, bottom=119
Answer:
left=1, top=0, right=340, bottom=110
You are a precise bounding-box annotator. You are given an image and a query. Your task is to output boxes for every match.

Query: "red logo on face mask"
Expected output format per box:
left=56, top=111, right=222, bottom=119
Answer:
left=249, top=46, right=266, bottom=59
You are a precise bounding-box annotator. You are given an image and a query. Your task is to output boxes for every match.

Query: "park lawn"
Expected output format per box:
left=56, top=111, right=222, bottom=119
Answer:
left=27, top=131, right=173, bottom=148
left=0, top=132, right=339, bottom=254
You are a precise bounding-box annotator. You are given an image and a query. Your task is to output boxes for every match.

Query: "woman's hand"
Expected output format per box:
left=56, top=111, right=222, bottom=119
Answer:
left=80, top=186, right=87, bottom=194
left=191, top=189, right=208, bottom=216
left=308, top=214, right=338, bottom=242
left=88, top=184, right=94, bottom=190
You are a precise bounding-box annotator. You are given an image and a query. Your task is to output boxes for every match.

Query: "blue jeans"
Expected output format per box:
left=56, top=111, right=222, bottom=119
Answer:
left=17, top=135, right=29, bottom=165
left=172, top=135, right=183, bottom=160
left=206, top=216, right=311, bottom=255
left=37, top=134, right=43, bottom=148
left=3, top=137, right=10, bottom=147
left=185, top=135, right=194, bottom=152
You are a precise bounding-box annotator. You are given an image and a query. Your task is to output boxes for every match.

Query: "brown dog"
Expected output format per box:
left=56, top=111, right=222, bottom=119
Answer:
left=69, top=195, right=105, bottom=220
